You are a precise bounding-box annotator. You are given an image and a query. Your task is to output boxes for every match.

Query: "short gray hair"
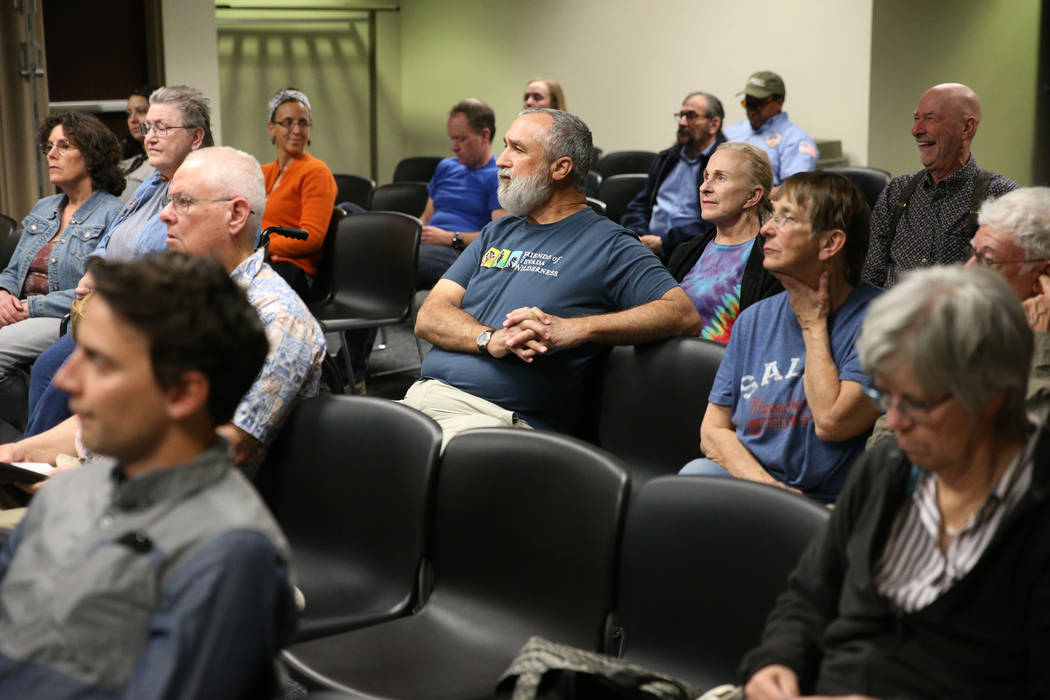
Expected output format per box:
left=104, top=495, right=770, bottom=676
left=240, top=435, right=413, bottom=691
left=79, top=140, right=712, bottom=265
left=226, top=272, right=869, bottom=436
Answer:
left=520, top=107, right=593, bottom=191
left=181, top=146, right=266, bottom=241
left=857, top=265, right=1032, bottom=435
left=150, top=85, right=214, bottom=147
left=268, top=87, right=312, bottom=122
left=978, top=187, right=1050, bottom=260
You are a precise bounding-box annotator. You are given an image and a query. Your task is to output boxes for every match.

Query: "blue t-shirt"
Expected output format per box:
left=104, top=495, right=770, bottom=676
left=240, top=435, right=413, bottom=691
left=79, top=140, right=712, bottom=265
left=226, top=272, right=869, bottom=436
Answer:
left=422, top=208, right=678, bottom=433
left=709, top=281, right=883, bottom=501
left=426, top=156, right=500, bottom=232
left=680, top=238, right=752, bottom=344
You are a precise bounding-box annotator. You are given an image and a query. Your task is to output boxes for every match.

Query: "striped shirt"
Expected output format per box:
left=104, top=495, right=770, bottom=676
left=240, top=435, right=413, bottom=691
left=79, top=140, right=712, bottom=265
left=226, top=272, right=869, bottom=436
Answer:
left=874, top=439, right=1034, bottom=612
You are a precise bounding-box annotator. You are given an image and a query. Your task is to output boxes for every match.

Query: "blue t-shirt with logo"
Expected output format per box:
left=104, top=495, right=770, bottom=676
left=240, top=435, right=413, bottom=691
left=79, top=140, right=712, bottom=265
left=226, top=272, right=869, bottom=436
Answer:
left=427, top=156, right=500, bottom=232
left=709, top=281, right=883, bottom=501
left=422, top=207, right=678, bottom=433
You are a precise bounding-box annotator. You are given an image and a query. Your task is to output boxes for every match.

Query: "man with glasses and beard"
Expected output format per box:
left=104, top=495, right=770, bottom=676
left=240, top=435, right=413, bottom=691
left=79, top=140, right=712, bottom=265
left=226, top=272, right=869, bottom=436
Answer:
left=405, top=108, right=701, bottom=448
left=620, top=91, right=727, bottom=259
left=724, top=71, right=818, bottom=186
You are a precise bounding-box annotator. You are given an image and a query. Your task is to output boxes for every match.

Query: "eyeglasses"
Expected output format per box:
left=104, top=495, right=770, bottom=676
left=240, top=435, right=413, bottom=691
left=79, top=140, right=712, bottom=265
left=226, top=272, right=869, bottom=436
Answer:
left=674, top=111, right=706, bottom=122
left=967, top=244, right=1047, bottom=267
left=39, top=140, right=77, bottom=157
left=863, top=386, right=953, bottom=424
left=742, top=96, right=775, bottom=110
left=768, top=212, right=809, bottom=228
left=164, top=193, right=251, bottom=215
left=272, top=118, right=312, bottom=130
left=139, top=122, right=197, bottom=138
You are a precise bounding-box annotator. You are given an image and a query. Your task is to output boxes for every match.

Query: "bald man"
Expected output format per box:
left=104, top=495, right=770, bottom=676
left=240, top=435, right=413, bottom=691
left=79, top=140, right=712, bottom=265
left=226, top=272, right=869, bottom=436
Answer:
left=862, top=83, right=1017, bottom=288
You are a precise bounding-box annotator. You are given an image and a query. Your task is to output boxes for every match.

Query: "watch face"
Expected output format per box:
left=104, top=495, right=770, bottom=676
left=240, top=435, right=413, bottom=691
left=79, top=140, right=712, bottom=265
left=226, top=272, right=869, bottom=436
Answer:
left=477, top=329, right=493, bottom=352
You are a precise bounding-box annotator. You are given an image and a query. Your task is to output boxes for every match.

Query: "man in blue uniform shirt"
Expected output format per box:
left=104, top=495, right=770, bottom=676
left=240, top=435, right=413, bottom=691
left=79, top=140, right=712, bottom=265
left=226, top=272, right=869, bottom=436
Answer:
left=406, top=108, right=701, bottom=447
left=724, top=71, right=818, bottom=186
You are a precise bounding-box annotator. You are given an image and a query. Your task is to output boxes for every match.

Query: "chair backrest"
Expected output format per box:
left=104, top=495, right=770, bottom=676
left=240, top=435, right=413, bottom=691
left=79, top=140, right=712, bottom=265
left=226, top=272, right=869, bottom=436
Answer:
left=393, top=156, right=443, bottom=183
left=326, top=211, right=422, bottom=323
left=596, top=150, right=658, bottom=179
left=334, top=174, right=376, bottom=210
left=369, top=182, right=429, bottom=218
left=614, top=476, right=830, bottom=687
left=596, top=337, right=725, bottom=486
left=0, top=213, right=19, bottom=270
left=586, top=197, right=607, bottom=217
left=598, top=173, right=648, bottom=224
left=304, top=207, right=345, bottom=304
left=258, top=395, right=442, bottom=639
left=431, top=429, right=630, bottom=649
left=586, top=170, right=602, bottom=198
left=820, top=166, right=891, bottom=210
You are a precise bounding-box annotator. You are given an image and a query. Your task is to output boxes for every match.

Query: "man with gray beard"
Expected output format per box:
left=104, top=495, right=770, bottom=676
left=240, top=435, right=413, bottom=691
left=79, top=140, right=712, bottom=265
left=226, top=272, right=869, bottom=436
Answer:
left=405, top=108, right=701, bottom=447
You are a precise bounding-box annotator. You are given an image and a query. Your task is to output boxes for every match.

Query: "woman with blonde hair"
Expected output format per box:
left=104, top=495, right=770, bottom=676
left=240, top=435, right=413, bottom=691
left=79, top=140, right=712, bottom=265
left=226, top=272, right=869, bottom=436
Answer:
left=522, top=77, right=566, bottom=110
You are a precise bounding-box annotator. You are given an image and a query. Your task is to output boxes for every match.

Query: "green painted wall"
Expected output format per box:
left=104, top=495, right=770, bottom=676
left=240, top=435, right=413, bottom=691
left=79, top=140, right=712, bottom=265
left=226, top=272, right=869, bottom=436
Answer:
left=869, top=0, right=1041, bottom=184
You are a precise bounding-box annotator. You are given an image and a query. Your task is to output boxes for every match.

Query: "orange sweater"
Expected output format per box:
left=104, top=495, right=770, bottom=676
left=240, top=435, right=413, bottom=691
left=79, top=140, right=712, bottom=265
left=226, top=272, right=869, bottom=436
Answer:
left=261, top=152, right=338, bottom=276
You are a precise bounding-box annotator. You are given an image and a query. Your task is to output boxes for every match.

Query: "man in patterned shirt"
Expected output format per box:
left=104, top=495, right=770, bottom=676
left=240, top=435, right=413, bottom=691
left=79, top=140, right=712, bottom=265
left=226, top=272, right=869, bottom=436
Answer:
left=862, top=82, right=1017, bottom=288
left=0, top=147, right=325, bottom=478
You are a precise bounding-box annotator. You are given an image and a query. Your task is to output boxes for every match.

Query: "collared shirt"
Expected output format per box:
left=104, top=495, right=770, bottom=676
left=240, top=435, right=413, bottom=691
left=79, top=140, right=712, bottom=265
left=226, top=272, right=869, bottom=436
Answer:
left=874, top=438, right=1034, bottom=612
left=230, top=248, right=326, bottom=448
left=862, top=156, right=1018, bottom=288
left=648, top=140, right=715, bottom=236
left=724, top=111, right=819, bottom=185
left=92, top=171, right=171, bottom=262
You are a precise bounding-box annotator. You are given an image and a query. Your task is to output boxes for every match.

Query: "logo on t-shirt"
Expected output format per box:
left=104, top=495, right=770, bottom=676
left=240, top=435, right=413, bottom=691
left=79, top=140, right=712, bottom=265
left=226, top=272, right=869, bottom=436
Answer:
left=740, top=357, right=802, bottom=400
left=479, top=249, right=562, bottom=277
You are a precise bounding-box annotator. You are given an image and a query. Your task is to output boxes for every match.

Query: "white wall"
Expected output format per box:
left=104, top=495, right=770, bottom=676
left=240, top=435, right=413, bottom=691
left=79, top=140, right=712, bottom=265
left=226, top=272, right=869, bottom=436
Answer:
left=161, top=0, right=223, bottom=144
left=398, top=0, right=873, bottom=168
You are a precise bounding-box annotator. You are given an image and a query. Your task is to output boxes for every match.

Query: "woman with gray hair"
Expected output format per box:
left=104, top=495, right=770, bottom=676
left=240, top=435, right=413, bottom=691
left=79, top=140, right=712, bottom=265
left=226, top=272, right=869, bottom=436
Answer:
left=260, top=87, right=337, bottom=297
left=742, top=264, right=1049, bottom=699
left=667, top=141, right=782, bottom=343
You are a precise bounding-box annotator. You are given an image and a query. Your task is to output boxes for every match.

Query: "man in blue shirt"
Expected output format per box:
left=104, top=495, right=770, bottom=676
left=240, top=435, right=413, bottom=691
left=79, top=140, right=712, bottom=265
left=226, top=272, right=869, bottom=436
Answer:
left=621, top=91, right=727, bottom=259
left=417, top=98, right=510, bottom=289
left=406, top=108, right=700, bottom=447
left=690, top=171, right=881, bottom=502
left=724, top=71, right=818, bottom=186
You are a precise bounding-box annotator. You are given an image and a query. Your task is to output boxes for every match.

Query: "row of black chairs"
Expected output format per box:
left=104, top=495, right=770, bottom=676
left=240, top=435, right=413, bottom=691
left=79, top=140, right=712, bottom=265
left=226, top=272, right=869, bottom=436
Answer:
left=257, top=395, right=830, bottom=698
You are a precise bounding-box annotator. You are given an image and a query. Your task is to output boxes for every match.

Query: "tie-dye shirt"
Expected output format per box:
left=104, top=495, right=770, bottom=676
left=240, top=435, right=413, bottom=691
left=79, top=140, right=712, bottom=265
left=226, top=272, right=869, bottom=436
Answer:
left=679, top=239, right=752, bottom=343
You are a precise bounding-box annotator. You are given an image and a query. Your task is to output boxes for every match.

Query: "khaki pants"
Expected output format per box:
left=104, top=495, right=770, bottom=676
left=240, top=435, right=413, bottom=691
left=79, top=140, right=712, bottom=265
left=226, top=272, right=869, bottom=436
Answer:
left=402, top=379, right=533, bottom=452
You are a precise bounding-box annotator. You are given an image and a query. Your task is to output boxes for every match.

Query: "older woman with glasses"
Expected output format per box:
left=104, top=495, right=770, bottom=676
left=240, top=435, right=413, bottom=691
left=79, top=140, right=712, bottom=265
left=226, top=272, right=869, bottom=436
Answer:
left=0, top=111, right=125, bottom=430
left=260, top=87, right=337, bottom=297
left=17, top=85, right=214, bottom=437
left=742, top=264, right=1050, bottom=699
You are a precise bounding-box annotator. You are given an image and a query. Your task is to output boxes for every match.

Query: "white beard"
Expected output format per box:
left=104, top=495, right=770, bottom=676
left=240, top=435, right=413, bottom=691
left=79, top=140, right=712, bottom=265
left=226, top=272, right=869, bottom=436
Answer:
left=498, top=166, right=553, bottom=217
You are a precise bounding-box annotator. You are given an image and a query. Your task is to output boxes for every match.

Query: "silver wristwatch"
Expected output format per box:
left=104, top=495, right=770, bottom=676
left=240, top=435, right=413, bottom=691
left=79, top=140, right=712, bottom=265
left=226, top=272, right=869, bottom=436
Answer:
left=476, top=328, right=494, bottom=355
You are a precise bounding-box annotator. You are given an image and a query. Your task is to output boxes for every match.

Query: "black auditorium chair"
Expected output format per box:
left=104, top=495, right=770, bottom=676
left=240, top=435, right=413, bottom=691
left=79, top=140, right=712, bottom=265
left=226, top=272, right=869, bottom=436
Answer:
left=393, top=156, right=443, bottom=183
left=821, top=165, right=891, bottom=210
left=369, top=182, right=429, bottom=218
left=256, top=395, right=442, bottom=643
left=283, top=428, right=630, bottom=699
left=598, top=173, right=648, bottom=225
left=586, top=170, right=602, bottom=198
left=608, top=475, right=830, bottom=688
left=0, top=213, right=18, bottom=269
left=586, top=197, right=607, bottom=217
left=302, top=207, right=345, bottom=305
left=596, top=150, right=658, bottom=179
left=307, top=211, right=422, bottom=387
left=333, top=173, right=375, bottom=210
left=596, top=337, right=725, bottom=489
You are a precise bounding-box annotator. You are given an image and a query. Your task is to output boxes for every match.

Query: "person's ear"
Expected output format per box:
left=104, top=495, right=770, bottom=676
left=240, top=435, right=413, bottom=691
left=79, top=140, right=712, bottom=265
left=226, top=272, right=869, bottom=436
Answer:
left=228, top=197, right=251, bottom=232
left=165, top=370, right=210, bottom=421
left=549, top=155, right=574, bottom=183
left=818, top=229, right=847, bottom=261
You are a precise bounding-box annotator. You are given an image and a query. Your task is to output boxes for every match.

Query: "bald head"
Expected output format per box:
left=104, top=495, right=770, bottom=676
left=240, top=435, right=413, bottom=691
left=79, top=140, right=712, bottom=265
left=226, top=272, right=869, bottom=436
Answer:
left=912, top=83, right=982, bottom=183
left=179, top=146, right=266, bottom=243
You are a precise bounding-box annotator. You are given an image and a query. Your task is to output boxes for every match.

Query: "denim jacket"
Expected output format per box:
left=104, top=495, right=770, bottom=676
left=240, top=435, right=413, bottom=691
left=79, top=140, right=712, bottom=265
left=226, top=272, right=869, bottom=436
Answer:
left=92, top=170, right=170, bottom=260
left=0, top=190, right=123, bottom=318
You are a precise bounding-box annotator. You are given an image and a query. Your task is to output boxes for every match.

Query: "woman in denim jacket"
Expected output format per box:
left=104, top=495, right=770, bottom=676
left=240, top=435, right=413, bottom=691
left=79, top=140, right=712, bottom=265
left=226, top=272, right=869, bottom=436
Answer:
left=0, top=112, right=124, bottom=430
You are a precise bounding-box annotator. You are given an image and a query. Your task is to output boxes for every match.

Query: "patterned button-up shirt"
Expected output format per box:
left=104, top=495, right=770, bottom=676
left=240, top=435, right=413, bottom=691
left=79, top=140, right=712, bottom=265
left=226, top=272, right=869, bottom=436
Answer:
left=862, top=156, right=1017, bottom=288
left=230, top=248, right=326, bottom=446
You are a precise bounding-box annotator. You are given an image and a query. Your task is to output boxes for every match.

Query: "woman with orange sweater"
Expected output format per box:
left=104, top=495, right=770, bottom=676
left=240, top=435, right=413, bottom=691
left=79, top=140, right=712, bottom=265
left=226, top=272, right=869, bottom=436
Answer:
left=261, top=87, right=337, bottom=296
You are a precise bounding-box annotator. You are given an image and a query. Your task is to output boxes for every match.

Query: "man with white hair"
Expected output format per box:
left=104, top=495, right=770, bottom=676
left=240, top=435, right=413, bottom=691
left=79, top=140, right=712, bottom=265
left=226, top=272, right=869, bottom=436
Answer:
left=863, top=82, right=1017, bottom=288
left=966, top=186, right=1050, bottom=422
left=2, top=147, right=326, bottom=473
left=406, top=108, right=700, bottom=446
